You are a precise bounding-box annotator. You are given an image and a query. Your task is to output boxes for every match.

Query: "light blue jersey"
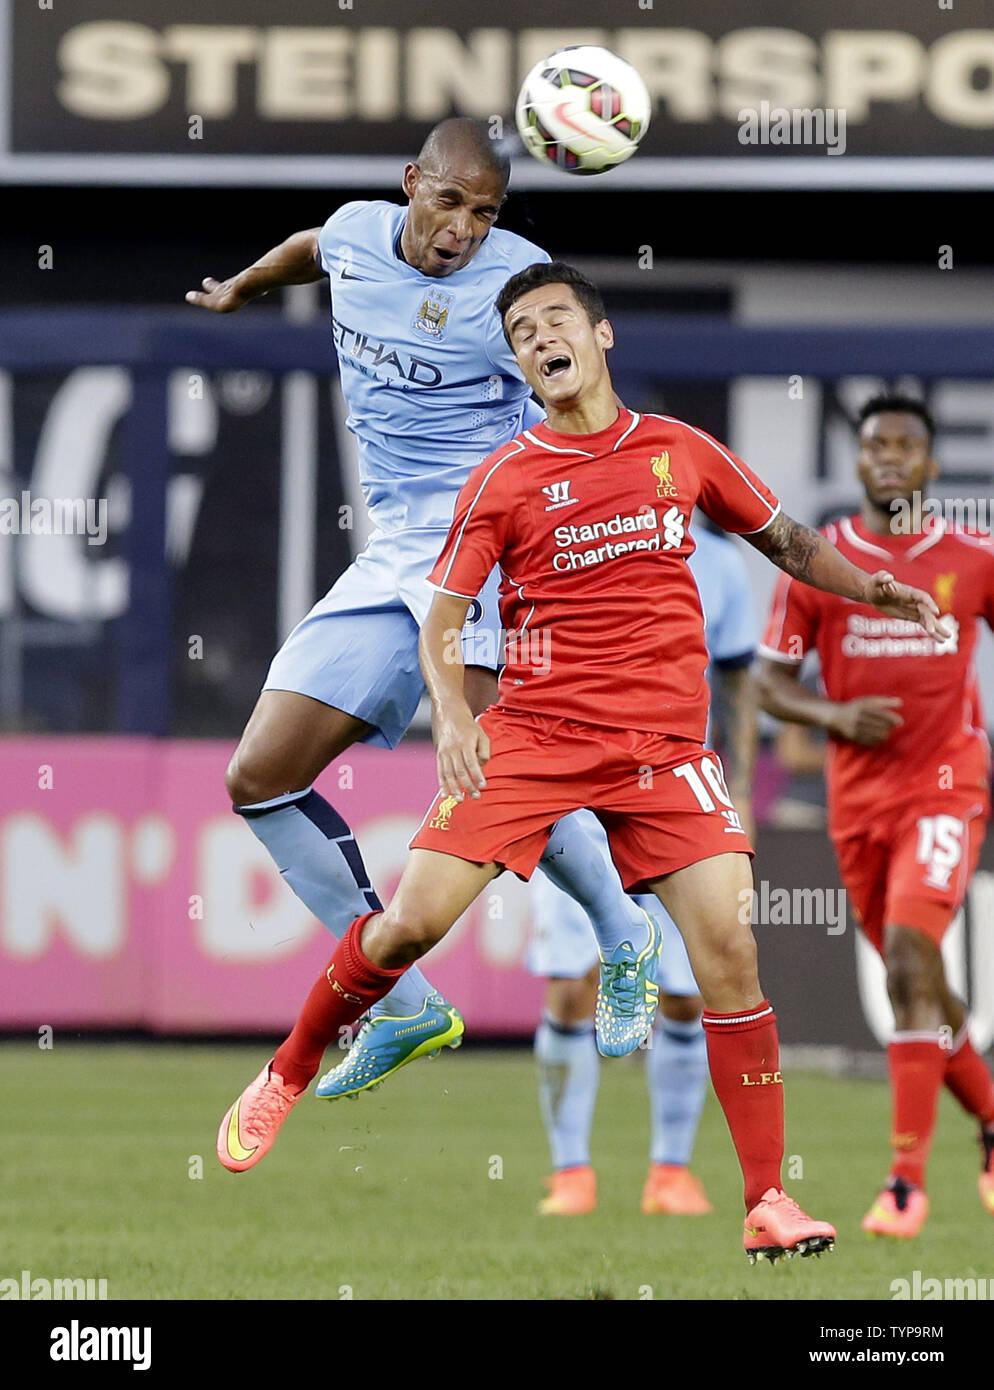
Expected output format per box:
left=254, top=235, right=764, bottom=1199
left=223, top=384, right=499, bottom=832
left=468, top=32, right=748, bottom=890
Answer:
left=528, top=525, right=757, bottom=984
left=318, top=201, right=550, bottom=533
left=689, top=525, right=758, bottom=673
left=266, top=200, right=549, bottom=746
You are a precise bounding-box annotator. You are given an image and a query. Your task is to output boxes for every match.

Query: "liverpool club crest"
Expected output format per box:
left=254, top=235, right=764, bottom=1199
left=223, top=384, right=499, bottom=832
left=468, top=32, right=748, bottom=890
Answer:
left=651, top=452, right=678, bottom=498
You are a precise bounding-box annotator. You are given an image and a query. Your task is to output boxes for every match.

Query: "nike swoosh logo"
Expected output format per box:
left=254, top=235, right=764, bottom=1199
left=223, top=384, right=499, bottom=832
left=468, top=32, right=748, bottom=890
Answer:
left=340, top=268, right=365, bottom=280
left=225, top=1101, right=257, bottom=1163
left=554, top=100, right=589, bottom=138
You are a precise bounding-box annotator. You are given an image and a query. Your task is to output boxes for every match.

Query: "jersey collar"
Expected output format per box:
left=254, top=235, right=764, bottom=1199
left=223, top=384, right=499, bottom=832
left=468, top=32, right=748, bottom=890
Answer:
left=528, top=407, right=641, bottom=456
left=849, top=512, right=946, bottom=558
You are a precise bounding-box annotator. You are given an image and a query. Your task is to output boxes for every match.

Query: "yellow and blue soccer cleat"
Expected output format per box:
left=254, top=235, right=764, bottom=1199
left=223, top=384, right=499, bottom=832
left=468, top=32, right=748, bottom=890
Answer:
left=315, top=994, right=465, bottom=1100
left=595, top=908, right=662, bottom=1058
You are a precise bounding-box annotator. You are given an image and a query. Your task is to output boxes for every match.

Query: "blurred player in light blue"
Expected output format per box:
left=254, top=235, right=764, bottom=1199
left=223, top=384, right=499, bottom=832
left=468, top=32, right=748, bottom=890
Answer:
left=189, top=121, right=658, bottom=1162
left=530, top=524, right=758, bottom=1214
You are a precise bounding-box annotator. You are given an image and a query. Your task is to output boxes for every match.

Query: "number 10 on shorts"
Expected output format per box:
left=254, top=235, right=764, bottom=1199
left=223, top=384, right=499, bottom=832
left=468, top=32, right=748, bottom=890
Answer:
left=672, top=757, right=744, bottom=832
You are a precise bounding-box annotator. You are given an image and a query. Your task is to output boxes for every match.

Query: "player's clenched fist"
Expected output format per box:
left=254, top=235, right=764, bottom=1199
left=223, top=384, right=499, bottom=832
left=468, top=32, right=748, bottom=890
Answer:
left=828, top=695, right=904, bottom=747
left=435, top=712, right=490, bottom=800
left=862, top=569, right=949, bottom=640
left=184, top=276, right=251, bottom=313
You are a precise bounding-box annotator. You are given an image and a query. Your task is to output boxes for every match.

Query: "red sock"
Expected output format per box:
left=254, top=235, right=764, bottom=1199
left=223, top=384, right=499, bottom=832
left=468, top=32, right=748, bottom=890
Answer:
left=702, top=1000, right=783, bottom=1210
left=273, top=913, right=407, bottom=1091
left=944, top=1028, right=994, bottom=1126
left=888, top=1035, right=947, bottom=1188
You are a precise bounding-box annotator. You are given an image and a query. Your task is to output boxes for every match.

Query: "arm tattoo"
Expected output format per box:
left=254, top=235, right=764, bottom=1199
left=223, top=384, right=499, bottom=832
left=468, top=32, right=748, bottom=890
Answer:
left=745, top=512, right=820, bottom=583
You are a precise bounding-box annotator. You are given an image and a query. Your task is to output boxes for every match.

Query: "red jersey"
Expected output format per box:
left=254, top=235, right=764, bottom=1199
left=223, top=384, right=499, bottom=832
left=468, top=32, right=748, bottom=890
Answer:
left=761, top=515, right=994, bottom=837
left=428, top=408, right=779, bottom=740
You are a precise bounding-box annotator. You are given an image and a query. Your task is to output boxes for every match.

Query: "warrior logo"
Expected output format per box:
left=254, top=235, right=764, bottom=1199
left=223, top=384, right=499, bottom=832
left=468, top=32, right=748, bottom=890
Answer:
left=542, top=480, right=575, bottom=510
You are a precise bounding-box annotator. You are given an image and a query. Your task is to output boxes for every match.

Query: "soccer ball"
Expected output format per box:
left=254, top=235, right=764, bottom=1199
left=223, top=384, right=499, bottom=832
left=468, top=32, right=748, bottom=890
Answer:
left=515, top=46, right=651, bottom=175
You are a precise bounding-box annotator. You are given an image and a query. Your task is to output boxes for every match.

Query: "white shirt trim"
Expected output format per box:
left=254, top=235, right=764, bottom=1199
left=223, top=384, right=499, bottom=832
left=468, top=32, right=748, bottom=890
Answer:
left=612, top=410, right=641, bottom=451
left=757, top=641, right=803, bottom=665
left=522, top=429, right=595, bottom=458
left=839, top=517, right=892, bottom=560
left=905, top=521, right=946, bottom=561
left=647, top=413, right=780, bottom=524
left=435, top=440, right=524, bottom=592
left=426, top=580, right=478, bottom=601
left=738, top=502, right=782, bottom=535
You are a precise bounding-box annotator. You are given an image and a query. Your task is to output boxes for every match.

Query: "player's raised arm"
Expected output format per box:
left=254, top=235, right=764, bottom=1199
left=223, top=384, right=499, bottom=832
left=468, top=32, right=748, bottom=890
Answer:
left=184, top=227, right=325, bottom=313
left=745, top=511, right=948, bottom=638
left=419, top=592, right=492, bottom=801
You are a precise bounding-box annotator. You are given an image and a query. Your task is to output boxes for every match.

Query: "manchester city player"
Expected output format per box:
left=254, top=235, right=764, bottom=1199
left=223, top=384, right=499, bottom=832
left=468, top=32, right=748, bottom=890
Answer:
left=529, top=525, right=758, bottom=1216
left=186, top=120, right=656, bottom=1170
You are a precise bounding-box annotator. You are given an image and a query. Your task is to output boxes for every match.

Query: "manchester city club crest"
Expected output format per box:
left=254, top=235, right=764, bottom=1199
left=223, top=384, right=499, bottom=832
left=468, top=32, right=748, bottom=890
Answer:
left=413, top=288, right=455, bottom=339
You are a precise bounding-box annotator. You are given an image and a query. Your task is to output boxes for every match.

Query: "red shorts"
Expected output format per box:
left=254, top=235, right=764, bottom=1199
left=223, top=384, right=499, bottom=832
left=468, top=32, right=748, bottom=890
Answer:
left=834, top=793, right=989, bottom=954
left=410, top=707, right=752, bottom=891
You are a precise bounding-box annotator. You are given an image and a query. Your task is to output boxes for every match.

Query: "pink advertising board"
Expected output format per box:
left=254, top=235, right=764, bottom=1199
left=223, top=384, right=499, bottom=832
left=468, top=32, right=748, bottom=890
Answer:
left=0, top=738, right=545, bottom=1034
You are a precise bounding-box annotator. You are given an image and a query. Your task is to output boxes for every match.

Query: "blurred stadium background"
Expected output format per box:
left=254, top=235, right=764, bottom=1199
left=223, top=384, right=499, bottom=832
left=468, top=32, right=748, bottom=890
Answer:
left=2, top=0, right=994, bottom=1311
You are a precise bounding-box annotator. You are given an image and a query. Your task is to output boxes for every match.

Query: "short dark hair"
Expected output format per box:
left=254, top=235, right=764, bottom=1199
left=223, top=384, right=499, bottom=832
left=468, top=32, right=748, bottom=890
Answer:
left=496, top=261, right=606, bottom=342
left=417, top=118, right=510, bottom=192
left=856, top=394, right=935, bottom=448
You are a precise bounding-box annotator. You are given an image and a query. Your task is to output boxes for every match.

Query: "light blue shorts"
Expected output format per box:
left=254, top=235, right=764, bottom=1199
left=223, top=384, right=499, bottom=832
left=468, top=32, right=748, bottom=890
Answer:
left=526, top=826, right=700, bottom=996
left=263, top=527, right=502, bottom=749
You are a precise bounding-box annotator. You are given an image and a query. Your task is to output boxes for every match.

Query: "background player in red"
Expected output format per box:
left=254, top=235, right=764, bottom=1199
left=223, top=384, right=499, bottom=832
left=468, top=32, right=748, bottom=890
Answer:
left=757, top=396, right=994, bottom=1237
left=232, top=267, right=945, bottom=1262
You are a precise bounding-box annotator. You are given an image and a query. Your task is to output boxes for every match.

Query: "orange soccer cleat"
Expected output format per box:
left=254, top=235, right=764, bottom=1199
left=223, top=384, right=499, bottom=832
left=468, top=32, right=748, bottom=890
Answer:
left=641, top=1163, right=713, bottom=1215
left=216, top=1061, right=305, bottom=1172
left=979, top=1127, right=994, bottom=1217
left=861, top=1177, right=930, bottom=1238
left=743, top=1187, right=836, bottom=1264
left=538, top=1165, right=597, bottom=1216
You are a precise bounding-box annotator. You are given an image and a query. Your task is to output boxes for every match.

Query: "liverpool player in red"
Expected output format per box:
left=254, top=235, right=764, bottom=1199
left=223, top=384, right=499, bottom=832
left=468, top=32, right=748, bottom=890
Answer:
left=227, top=267, right=945, bottom=1263
left=757, top=395, right=994, bottom=1238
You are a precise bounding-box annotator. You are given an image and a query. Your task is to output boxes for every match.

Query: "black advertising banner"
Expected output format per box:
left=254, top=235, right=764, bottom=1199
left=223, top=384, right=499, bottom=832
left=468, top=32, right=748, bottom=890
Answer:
left=5, top=0, right=994, bottom=185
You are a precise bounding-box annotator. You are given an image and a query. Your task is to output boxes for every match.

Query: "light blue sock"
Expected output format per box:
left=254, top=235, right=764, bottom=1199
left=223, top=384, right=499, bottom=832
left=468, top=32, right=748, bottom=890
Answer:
left=236, top=788, right=435, bottom=1017
left=535, top=1015, right=600, bottom=1170
left=646, top=1015, right=709, bottom=1167
left=538, top=812, right=650, bottom=958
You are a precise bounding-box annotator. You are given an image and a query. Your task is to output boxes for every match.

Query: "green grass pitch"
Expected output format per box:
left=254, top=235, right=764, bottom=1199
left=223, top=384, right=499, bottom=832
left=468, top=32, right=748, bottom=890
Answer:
left=1, top=1041, right=991, bottom=1301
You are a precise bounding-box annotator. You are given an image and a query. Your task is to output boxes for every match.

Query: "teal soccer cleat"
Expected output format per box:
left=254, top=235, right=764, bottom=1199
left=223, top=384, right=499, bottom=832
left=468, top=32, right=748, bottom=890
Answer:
left=595, top=909, right=662, bottom=1058
left=315, top=994, right=465, bottom=1100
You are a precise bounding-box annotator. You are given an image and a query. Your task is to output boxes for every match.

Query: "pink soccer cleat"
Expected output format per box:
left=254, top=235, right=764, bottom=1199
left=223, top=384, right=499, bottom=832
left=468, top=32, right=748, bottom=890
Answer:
left=641, top=1163, right=713, bottom=1215
left=861, top=1177, right=929, bottom=1238
left=744, top=1187, right=836, bottom=1263
left=978, top=1127, right=994, bottom=1218
left=538, top=1165, right=597, bottom=1216
left=216, top=1061, right=304, bottom=1172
